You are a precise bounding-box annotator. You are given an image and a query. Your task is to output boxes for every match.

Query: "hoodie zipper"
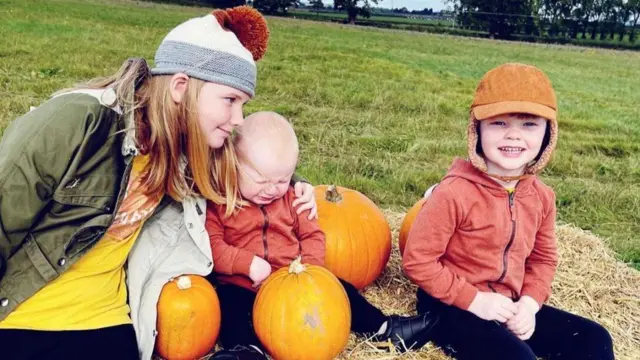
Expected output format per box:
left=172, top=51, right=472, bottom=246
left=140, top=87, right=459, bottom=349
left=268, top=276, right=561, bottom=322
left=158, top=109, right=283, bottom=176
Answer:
left=260, top=206, right=269, bottom=261
left=496, top=191, right=516, bottom=284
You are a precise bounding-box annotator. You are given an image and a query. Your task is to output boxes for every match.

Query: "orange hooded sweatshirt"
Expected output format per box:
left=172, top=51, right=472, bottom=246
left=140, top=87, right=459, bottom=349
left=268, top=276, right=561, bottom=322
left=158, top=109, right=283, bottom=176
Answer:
left=403, top=158, right=557, bottom=310
left=206, top=187, right=325, bottom=291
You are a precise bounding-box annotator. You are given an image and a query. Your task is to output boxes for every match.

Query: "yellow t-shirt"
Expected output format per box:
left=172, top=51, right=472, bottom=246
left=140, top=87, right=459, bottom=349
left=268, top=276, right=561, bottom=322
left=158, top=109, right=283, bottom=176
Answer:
left=0, top=155, right=162, bottom=330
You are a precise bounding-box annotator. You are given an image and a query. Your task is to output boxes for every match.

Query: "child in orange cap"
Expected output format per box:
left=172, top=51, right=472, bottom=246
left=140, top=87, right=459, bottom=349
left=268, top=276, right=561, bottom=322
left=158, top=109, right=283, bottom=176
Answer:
left=403, top=63, right=614, bottom=360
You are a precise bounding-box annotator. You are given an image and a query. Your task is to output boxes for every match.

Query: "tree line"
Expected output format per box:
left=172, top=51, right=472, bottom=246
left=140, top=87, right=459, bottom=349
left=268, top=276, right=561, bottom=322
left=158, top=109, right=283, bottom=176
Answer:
left=141, top=0, right=640, bottom=47
left=451, top=0, right=640, bottom=42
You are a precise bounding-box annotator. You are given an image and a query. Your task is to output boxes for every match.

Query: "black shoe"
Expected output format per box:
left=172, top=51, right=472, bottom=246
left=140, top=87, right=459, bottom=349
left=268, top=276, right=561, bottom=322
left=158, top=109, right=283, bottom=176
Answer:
left=209, top=345, right=268, bottom=360
left=376, top=312, right=439, bottom=353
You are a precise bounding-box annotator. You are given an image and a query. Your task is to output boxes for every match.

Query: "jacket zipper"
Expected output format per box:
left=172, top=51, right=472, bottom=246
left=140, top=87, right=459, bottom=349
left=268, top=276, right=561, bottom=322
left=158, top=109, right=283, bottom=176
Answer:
left=496, top=191, right=516, bottom=284
left=260, top=206, right=269, bottom=261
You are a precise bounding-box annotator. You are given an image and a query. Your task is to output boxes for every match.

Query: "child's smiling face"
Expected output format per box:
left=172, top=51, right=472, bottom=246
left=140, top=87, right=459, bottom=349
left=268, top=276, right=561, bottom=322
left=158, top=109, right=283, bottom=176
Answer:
left=479, top=113, right=548, bottom=177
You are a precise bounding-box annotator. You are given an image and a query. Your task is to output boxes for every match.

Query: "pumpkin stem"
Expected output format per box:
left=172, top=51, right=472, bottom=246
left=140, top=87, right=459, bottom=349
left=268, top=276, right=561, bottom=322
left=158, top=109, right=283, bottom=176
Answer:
left=176, top=276, right=192, bottom=290
left=289, top=256, right=306, bottom=274
left=325, top=185, right=342, bottom=203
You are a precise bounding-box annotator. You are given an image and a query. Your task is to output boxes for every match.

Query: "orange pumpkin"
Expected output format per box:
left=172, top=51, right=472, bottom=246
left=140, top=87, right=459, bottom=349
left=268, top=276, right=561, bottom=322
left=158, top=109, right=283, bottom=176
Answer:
left=253, top=257, right=351, bottom=360
left=314, top=185, right=391, bottom=289
left=155, top=275, right=221, bottom=360
left=399, top=198, right=427, bottom=256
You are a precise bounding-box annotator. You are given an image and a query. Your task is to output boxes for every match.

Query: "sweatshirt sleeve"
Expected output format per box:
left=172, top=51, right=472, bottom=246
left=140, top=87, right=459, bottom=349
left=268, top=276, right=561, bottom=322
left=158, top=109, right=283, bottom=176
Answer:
left=206, top=205, right=255, bottom=277
left=402, top=184, right=479, bottom=310
left=520, top=190, right=558, bottom=306
left=290, top=173, right=308, bottom=185
left=295, top=206, right=326, bottom=267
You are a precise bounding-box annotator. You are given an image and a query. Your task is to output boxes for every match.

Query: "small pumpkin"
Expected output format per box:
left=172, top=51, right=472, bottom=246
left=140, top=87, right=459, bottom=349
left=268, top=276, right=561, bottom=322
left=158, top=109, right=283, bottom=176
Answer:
left=155, top=275, right=221, bottom=360
left=253, top=257, right=351, bottom=360
left=399, top=198, right=427, bottom=256
left=314, top=185, right=392, bottom=289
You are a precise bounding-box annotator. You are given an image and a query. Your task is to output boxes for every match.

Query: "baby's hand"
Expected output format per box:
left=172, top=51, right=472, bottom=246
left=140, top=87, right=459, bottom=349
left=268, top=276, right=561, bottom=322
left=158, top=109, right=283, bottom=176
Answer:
left=506, top=296, right=539, bottom=340
left=468, top=292, right=518, bottom=323
left=249, top=256, right=272, bottom=287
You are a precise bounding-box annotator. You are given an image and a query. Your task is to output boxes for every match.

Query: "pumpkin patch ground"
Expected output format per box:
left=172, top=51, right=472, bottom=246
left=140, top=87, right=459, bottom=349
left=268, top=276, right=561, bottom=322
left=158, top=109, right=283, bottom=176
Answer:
left=158, top=209, right=640, bottom=360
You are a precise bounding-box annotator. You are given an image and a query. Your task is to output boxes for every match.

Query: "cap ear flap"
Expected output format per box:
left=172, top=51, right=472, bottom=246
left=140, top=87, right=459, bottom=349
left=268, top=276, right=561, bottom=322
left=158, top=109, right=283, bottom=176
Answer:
left=525, top=119, right=557, bottom=175
left=468, top=112, right=488, bottom=173
left=212, top=6, right=269, bottom=61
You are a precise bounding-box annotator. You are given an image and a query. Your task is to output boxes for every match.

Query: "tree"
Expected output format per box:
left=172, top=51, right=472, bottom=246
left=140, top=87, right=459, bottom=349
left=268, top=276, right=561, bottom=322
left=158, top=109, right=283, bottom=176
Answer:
left=144, top=0, right=246, bottom=6
left=597, top=0, right=618, bottom=40
left=211, top=0, right=246, bottom=8
left=334, top=0, right=379, bottom=24
left=617, top=0, right=631, bottom=40
left=589, top=0, right=609, bottom=39
left=253, top=0, right=299, bottom=14
left=449, top=0, right=537, bottom=39
left=572, top=0, right=597, bottom=39
left=309, top=0, right=324, bottom=10
left=539, top=0, right=574, bottom=37
left=629, top=0, right=640, bottom=42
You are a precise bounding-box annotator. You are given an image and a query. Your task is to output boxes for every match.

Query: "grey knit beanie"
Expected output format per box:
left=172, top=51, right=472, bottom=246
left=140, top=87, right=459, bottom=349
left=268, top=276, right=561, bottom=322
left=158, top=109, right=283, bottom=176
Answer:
left=150, top=6, right=269, bottom=97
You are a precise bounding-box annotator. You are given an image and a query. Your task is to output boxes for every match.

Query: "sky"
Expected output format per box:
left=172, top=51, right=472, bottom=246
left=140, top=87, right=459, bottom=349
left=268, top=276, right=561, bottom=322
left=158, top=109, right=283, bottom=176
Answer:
left=329, top=0, right=449, bottom=12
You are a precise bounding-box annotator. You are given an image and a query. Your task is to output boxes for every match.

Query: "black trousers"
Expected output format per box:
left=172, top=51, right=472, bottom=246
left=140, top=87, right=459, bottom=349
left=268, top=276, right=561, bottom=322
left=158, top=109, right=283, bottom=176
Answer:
left=0, top=324, right=139, bottom=360
left=416, top=289, right=615, bottom=360
left=214, top=279, right=387, bottom=350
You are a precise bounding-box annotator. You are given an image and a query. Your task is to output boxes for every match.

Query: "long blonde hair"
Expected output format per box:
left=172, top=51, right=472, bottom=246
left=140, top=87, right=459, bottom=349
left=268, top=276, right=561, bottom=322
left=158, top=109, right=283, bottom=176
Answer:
left=62, top=58, right=242, bottom=215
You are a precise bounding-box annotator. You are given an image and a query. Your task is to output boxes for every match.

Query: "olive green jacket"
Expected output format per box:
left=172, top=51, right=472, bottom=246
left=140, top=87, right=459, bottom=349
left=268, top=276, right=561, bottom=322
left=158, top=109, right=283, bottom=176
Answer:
left=0, top=88, right=136, bottom=320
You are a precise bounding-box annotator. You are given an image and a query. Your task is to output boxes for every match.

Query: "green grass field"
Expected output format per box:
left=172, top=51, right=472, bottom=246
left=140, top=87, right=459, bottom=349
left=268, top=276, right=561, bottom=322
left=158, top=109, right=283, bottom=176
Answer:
left=1, top=0, right=639, bottom=269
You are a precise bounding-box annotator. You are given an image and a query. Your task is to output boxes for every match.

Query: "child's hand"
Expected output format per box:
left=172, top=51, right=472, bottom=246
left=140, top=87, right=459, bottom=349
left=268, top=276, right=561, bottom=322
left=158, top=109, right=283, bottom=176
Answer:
left=292, top=182, right=318, bottom=220
left=468, top=292, right=518, bottom=323
left=506, top=296, right=539, bottom=340
left=249, top=256, right=272, bottom=288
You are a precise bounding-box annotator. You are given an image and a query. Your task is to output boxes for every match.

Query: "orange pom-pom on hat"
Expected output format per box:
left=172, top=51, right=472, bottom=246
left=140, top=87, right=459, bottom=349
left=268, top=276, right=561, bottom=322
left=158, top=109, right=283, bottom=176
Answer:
left=150, top=6, right=270, bottom=97
left=213, top=6, right=270, bottom=61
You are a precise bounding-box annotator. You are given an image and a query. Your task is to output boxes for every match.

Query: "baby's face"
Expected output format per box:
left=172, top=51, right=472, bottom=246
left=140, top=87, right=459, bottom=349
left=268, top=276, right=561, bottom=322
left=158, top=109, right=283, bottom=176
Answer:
left=237, top=148, right=297, bottom=206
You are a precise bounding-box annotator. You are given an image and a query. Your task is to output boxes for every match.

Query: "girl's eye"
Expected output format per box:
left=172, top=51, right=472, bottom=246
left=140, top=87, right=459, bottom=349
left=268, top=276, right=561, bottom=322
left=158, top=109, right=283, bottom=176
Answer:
left=490, top=121, right=505, bottom=126
left=224, top=97, right=235, bottom=104
left=524, top=122, right=539, bottom=127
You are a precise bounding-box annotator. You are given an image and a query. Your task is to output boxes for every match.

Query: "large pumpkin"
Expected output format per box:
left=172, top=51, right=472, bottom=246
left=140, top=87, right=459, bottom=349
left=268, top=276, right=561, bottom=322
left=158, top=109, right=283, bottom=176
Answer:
left=314, top=185, right=391, bottom=289
left=155, top=275, right=221, bottom=360
left=399, top=198, right=427, bottom=256
left=253, top=257, right=351, bottom=360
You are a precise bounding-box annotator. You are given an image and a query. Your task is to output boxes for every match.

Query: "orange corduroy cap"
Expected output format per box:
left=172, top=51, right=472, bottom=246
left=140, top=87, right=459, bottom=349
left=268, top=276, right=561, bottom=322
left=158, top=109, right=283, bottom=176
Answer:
left=471, top=63, right=557, bottom=121
left=468, top=63, right=558, bottom=177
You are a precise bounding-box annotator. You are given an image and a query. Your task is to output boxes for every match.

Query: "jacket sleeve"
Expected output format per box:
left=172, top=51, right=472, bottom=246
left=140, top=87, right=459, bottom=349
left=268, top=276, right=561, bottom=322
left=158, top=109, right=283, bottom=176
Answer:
left=402, top=184, right=480, bottom=310
left=290, top=173, right=309, bottom=185
left=205, top=205, right=255, bottom=277
left=0, top=95, right=101, bottom=280
left=520, top=191, right=558, bottom=306
left=295, top=206, right=325, bottom=267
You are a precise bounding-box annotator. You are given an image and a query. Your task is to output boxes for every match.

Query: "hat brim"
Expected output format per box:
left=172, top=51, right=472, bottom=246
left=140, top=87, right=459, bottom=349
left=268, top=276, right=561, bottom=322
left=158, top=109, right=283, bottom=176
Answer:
left=473, top=101, right=556, bottom=121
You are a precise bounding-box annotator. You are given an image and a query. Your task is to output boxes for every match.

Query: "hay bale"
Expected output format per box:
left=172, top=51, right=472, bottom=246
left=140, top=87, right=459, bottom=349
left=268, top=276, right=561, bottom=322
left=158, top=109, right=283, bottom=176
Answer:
left=337, top=210, right=640, bottom=360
